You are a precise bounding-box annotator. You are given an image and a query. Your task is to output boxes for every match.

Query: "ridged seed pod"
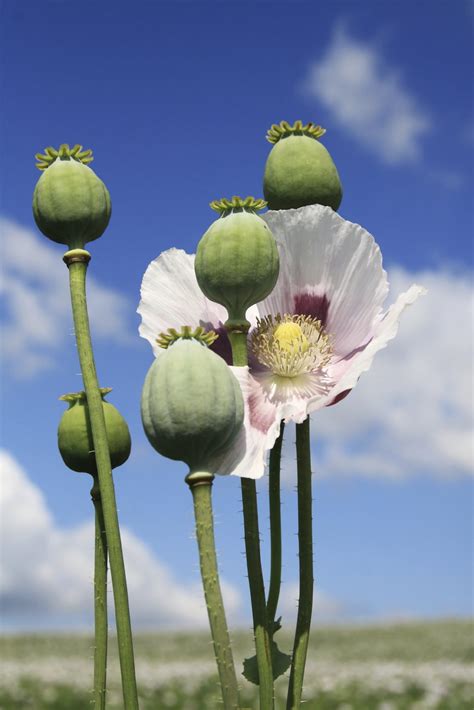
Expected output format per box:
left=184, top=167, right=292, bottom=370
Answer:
left=58, top=389, right=131, bottom=474
left=263, top=121, right=343, bottom=211
left=195, top=197, right=279, bottom=326
left=33, top=144, right=111, bottom=249
left=141, top=331, right=244, bottom=471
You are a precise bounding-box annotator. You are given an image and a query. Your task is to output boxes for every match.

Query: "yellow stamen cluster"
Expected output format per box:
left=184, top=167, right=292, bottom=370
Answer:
left=250, top=314, right=332, bottom=378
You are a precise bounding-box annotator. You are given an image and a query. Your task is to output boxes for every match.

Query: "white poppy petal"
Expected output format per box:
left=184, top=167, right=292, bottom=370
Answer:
left=311, top=284, right=427, bottom=411
left=138, top=248, right=260, bottom=359
left=262, top=205, right=389, bottom=356
left=137, top=248, right=229, bottom=358
left=138, top=250, right=280, bottom=478
left=209, top=367, right=282, bottom=479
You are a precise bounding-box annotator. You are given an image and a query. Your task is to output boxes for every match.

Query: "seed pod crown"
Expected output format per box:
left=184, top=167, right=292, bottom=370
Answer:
left=33, top=144, right=111, bottom=249
left=194, top=197, right=279, bottom=327
left=263, top=121, right=343, bottom=211
left=58, top=388, right=131, bottom=474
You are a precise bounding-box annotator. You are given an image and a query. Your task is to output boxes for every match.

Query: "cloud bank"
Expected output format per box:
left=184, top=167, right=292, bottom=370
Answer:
left=0, top=450, right=241, bottom=629
left=303, top=26, right=431, bottom=165
left=0, top=218, right=133, bottom=378
left=308, top=267, right=473, bottom=480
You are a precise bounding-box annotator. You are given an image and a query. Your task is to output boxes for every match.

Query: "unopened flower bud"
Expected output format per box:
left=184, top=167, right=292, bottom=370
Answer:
left=58, top=388, right=131, bottom=474
left=195, top=197, right=279, bottom=327
left=141, top=328, right=244, bottom=471
left=263, top=121, right=343, bottom=211
left=33, top=144, right=111, bottom=249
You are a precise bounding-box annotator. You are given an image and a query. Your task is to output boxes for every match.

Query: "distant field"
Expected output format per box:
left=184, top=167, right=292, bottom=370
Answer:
left=1, top=620, right=472, bottom=708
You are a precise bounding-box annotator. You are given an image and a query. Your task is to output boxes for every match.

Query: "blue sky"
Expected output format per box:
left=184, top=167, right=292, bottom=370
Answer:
left=1, top=0, right=472, bottom=630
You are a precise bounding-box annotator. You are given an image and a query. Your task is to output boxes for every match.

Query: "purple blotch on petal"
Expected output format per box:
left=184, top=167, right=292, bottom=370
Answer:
left=294, top=292, right=330, bottom=326
left=326, top=389, right=352, bottom=407
left=201, top=322, right=233, bottom=365
left=247, top=333, right=268, bottom=373
left=326, top=340, right=372, bottom=406
left=338, top=338, right=373, bottom=361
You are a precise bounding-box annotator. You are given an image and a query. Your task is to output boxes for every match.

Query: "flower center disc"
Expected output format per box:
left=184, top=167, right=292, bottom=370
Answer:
left=273, top=322, right=309, bottom=354
left=250, top=314, right=332, bottom=378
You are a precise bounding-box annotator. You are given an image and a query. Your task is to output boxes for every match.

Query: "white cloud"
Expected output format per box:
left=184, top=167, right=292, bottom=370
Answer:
left=301, top=267, right=474, bottom=480
left=0, top=450, right=241, bottom=629
left=303, top=26, right=431, bottom=165
left=0, top=218, right=134, bottom=378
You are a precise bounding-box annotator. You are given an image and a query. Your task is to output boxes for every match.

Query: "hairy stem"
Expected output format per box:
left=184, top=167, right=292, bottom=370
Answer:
left=227, top=324, right=274, bottom=709
left=186, top=472, right=240, bottom=709
left=266, top=421, right=285, bottom=627
left=286, top=417, right=313, bottom=710
left=91, top=476, right=108, bottom=710
left=65, top=251, right=139, bottom=710
left=240, top=478, right=274, bottom=708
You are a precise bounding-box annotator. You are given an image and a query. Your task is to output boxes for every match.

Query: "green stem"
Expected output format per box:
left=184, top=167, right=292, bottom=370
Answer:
left=226, top=325, right=249, bottom=368
left=266, top=421, right=285, bottom=628
left=186, top=471, right=240, bottom=710
left=227, top=324, right=274, bottom=710
left=241, top=479, right=274, bottom=708
left=286, top=417, right=313, bottom=710
left=91, top=476, right=108, bottom=710
left=64, top=250, right=139, bottom=710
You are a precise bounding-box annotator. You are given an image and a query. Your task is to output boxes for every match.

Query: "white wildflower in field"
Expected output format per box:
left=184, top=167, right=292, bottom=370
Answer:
left=0, top=622, right=472, bottom=708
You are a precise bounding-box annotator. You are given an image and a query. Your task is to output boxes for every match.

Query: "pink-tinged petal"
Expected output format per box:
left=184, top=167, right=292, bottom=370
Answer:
left=253, top=370, right=332, bottom=424
left=138, top=248, right=259, bottom=361
left=310, top=284, right=427, bottom=412
left=208, top=367, right=282, bottom=479
left=262, top=205, right=389, bottom=356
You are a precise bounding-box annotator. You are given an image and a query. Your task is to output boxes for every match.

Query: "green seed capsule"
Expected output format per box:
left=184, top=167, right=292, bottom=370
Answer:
left=195, top=196, right=279, bottom=327
left=141, top=330, right=244, bottom=471
left=263, top=121, right=343, bottom=211
left=58, top=388, right=131, bottom=474
left=33, top=144, right=111, bottom=250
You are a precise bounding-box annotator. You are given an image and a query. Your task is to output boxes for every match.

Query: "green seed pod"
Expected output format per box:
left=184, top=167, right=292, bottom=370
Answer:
left=194, top=196, right=279, bottom=327
left=141, top=328, right=244, bottom=471
left=33, top=144, right=111, bottom=250
left=58, top=388, right=131, bottom=474
left=263, top=120, right=343, bottom=211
